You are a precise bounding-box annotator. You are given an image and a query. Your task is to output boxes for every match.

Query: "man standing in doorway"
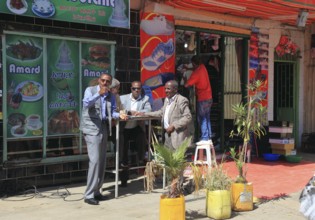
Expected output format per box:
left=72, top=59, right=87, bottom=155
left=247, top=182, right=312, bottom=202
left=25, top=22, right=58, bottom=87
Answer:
left=184, top=55, right=214, bottom=155
left=81, top=73, right=119, bottom=205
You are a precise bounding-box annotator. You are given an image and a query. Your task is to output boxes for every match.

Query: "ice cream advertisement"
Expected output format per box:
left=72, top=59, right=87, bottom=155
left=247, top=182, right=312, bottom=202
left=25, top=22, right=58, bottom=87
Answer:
left=47, top=39, right=80, bottom=135
left=0, top=0, right=130, bottom=29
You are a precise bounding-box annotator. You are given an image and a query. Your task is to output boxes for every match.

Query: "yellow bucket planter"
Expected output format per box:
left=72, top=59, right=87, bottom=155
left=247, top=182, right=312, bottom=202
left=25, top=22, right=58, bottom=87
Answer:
left=231, top=182, right=253, bottom=211
left=160, top=195, right=185, bottom=220
left=206, top=190, right=231, bottom=219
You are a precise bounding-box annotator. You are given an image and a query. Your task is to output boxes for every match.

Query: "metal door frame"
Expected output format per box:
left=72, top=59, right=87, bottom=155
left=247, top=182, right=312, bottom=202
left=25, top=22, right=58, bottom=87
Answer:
left=274, top=54, right=299, bottom=144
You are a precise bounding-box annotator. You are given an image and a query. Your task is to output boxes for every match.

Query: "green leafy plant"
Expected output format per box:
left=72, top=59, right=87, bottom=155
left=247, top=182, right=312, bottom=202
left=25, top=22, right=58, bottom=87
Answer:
left=229, top=80, right=267, bottom=183
left=152, top=135, right=192, bottom=198
left=191, top=156, right=232, bottom=192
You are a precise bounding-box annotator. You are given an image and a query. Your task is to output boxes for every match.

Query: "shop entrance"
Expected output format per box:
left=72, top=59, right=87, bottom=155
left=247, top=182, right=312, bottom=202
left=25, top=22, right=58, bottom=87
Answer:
left=175, top=29, right=248, bottom=151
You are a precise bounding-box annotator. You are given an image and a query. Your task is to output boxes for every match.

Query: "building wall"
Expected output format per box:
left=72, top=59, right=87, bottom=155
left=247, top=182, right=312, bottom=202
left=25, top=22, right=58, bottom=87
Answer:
left=303, top=24, right=315, bottom=134
left=0, top=10, right=141, bottom=196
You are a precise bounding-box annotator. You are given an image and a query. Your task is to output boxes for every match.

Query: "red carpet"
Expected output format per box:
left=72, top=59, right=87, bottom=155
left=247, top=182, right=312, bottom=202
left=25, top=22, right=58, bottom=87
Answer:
left=222, top=158, right=315, bottom=199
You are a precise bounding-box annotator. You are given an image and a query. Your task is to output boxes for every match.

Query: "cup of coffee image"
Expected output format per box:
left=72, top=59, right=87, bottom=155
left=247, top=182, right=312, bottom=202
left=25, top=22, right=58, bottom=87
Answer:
left=27, top=114, right=41, bottom=129
left=51, top=78, right=68, bottom=90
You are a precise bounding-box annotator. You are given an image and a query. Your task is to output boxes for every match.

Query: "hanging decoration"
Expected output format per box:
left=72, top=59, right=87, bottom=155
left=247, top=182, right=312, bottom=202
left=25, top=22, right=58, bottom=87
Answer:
left=248, top=27, right=268, bottom=108
left=275, top=35, right=300, bottom=57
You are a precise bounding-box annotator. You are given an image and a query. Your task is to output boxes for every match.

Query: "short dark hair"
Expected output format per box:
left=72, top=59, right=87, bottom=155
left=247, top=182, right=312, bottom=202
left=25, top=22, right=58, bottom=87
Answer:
left=191, top=55, right=201, bottom=65
left=100, top=73, right=112, bottom=81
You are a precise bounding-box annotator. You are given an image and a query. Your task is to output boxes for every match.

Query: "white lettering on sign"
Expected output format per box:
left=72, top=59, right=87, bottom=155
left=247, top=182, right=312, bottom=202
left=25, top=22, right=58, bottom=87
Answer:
left=51, top=72, right=74, bottom=79
left=9, top=64, right=40, bottom=74
left=83, top=69, right=106, bottom=77
left=67, top=0, right=115, bottom=7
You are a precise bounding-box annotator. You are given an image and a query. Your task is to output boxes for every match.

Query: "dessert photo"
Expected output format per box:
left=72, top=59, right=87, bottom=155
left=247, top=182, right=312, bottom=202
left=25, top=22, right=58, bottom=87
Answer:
left=32, top=0, right=55, bottom=18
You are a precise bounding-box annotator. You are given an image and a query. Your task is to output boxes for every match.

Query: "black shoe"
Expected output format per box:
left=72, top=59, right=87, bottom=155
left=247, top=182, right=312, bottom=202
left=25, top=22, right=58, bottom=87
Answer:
left=84, top=198, right=99, bottom=205
left=95, top=194, right=109, bottom=201
left=120, top=182, right=128, bottom=188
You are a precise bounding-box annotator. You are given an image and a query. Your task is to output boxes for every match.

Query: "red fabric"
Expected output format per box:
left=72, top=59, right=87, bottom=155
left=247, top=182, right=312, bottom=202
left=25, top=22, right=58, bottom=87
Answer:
left=185, top=64, right=212, bottom=101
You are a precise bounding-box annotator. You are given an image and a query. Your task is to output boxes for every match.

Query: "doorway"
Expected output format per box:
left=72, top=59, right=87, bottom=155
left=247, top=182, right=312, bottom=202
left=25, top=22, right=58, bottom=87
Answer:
left=273, top=60, right=298, bottom=141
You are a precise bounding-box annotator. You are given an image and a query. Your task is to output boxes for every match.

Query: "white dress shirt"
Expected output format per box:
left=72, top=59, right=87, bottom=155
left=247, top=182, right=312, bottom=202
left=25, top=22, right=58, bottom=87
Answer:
left=164, top=94, right=176, bottom=129
left=125, top=94, right=142, bottom=129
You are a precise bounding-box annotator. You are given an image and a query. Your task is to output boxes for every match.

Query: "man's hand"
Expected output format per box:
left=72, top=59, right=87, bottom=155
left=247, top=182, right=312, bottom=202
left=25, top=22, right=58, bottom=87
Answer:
left=99, top=86, right=109, bottom=96
left=119, top=110, right=129, bottom=120
left=165, top=125, right=175, bottom=134
left=135, top=112, right=145, bottom=116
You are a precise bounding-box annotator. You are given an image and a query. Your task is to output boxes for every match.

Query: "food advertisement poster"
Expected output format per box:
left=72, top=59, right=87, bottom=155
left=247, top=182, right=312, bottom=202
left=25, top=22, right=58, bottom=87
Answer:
left=140, top=12, right=175, bottom=109
left=47, top=39, right=80, bottom=135
left=4, top=32, right=115, bottom=140
left=0, top=0, right=130, bottom=29
left=81, top=42, right=111, bottom=91
left=5, top=34, right=44, bottom=138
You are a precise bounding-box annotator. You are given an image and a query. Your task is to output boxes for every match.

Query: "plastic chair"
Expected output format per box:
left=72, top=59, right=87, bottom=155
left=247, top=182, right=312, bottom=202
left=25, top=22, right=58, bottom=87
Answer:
left=194, top=144, right=212, bottom=167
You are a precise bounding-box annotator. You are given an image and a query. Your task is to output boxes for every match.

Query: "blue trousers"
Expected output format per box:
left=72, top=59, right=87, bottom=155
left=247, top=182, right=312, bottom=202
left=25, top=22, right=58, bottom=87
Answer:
left=197, top=99, right=213, bottom=141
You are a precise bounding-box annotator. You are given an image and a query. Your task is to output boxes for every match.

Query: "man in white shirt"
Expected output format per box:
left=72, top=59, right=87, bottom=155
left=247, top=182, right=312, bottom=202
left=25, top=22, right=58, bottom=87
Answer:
left=137, top=80, right=192, bottom=149
left=119, top=81, right=151, bottom=187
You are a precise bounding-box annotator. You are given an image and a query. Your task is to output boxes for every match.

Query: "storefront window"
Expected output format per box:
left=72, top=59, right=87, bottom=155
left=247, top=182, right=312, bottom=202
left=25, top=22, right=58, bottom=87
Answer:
left=3, top=31, right=115, bottom=162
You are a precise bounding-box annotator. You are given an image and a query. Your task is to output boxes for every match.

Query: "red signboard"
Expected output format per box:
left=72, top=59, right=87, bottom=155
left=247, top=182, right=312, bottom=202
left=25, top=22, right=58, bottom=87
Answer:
left=140, top=12, right=175, bottom=102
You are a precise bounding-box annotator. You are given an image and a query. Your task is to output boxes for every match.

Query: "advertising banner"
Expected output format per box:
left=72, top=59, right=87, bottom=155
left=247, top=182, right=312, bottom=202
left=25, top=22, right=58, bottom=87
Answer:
left=47, top=39, right=80, bottom=135
left=140, top=12, right=175, bottom=109
left=0, top=0, right=130, bottom=29
left=4, top=32, right=115, bottom=140
left=81, top=42, right=112, bottom=92
left=249, top=28, right=268, bottom=107
left=5, top=34, right=44, bottom=138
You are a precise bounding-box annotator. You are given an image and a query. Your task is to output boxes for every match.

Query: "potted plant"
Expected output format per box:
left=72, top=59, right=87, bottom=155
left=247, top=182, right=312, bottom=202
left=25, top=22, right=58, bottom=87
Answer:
left=229, top=80, right=267, bottom=211
left=203, top=160, right=233, bottom=219
left=190, top=154, right=232, bottom=220
left=151, top=135, right=192, bottom=220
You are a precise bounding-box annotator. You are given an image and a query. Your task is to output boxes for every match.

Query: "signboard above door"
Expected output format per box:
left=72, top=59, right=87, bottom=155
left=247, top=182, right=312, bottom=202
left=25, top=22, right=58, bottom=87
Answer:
left=0, top=0, right=130, bottom=29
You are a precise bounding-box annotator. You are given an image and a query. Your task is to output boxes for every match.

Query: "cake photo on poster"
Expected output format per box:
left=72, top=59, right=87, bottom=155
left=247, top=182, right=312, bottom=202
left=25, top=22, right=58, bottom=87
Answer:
left=31, top=0, right=55, bottom=18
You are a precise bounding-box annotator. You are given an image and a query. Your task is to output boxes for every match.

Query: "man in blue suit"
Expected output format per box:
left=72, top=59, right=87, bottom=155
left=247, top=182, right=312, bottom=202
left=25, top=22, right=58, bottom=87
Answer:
left=81, top=73, right=119, bottom=205
left=119, top=81, right=151, bottom=187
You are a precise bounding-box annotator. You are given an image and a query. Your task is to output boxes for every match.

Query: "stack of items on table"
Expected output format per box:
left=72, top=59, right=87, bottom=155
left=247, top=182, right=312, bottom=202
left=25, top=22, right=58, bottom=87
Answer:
left=269, top=121, right=295, bottom=155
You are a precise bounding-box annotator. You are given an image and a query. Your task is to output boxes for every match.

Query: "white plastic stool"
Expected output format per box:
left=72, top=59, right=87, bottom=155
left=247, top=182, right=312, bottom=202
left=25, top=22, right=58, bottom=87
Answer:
left=194, top=144, right=212, bottom=167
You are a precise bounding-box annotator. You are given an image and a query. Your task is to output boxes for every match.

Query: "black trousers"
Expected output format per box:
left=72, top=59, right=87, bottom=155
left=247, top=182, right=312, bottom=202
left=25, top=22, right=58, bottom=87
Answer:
left=120, top=126, right=146, bottom=184
left=122, top=125, right=146, bottom=164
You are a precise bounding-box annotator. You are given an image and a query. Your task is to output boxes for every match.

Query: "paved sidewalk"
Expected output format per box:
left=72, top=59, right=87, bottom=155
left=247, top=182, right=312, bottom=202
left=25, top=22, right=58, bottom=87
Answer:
left=0, top=175, right=307, bottom=220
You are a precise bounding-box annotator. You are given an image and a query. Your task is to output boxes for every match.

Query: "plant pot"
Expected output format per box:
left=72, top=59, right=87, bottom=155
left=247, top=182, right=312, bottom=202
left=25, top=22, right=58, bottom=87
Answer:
left=160, top=194, right=185, bottom=220
left=206, top=190, right=231, bottom=219
left=231, top=182, right=253, bottom=211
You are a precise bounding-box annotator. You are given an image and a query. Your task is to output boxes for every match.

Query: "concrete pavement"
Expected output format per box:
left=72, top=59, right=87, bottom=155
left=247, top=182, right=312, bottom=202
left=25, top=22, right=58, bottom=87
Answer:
left=0, top=173, right=307, bottom=220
